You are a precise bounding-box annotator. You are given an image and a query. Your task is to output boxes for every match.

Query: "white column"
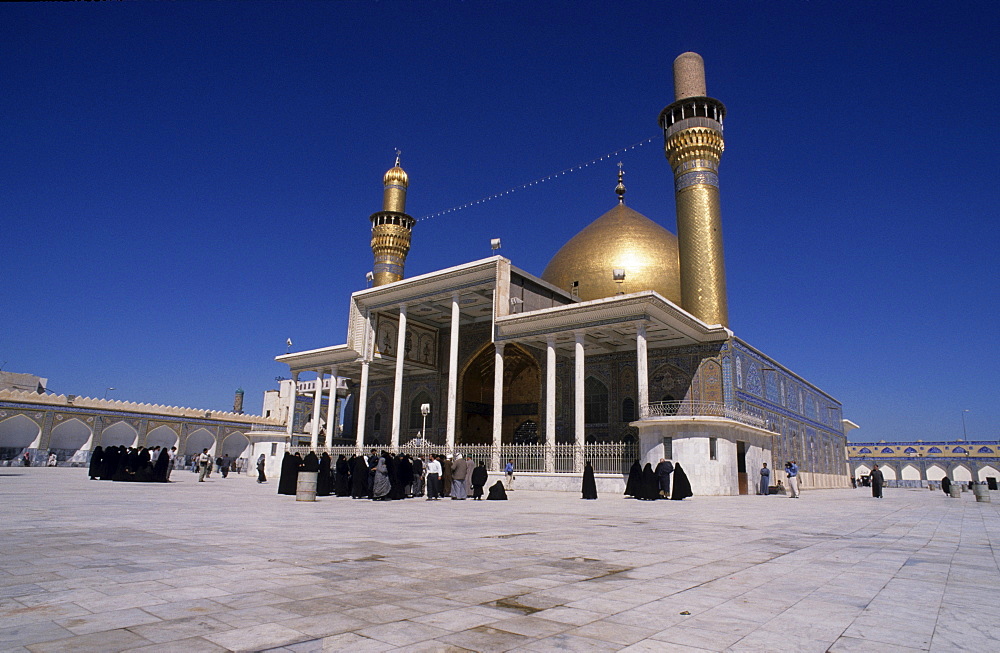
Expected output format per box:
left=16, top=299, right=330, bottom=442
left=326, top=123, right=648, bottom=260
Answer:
left=310, top=370, right=324, bottom=449
left=355, top=361, right=370, bottom=451
left=545, top=335, right=556, bottom=473
left=446, top=292, right=460, bottom=451
left=391, top=304, right=407, bottom=449
left=636, top=322, right=649, bottom=418
left=492, top=342, right=505, bottom=469
left=574, top=332, right=585, bottom=472
left=326, top=365, right=339, bottom=441
left=285, top=372, right=299, bottom=438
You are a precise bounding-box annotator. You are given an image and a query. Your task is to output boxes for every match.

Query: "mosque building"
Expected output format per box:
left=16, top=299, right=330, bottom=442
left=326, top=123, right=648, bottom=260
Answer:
left=274, top=53, right=852, bottom=495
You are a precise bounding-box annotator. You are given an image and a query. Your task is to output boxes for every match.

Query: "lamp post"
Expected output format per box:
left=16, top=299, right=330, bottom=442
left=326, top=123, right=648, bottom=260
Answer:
left=420, top=403, right=431, bottom=442
left=961, top=409, right=969, bottom=440
left=103, top=387, right=115, bottom=400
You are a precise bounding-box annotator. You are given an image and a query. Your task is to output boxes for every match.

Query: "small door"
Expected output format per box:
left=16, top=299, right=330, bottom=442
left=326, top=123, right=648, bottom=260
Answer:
left=737, top=441, right=748, bottom=495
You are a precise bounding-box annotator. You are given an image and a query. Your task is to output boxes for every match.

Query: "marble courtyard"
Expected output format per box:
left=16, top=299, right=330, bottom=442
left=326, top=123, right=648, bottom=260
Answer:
left=1, top=468, right=997, bottom=652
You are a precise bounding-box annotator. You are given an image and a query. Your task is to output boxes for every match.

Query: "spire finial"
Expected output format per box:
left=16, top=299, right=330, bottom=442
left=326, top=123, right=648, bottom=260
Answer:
left=394, top=149, right=401, bottom=167
left=615, top=162, right=626, bottom=204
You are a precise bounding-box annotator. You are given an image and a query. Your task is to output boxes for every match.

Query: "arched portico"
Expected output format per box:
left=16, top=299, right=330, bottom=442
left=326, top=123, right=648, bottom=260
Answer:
left=184, top=428, right=216, bottom=455
left=101, top=421, right=138, bottom=447
left=221, top=432, right=250, bottom=458
left=952, top=465, right=972, bottom=482
left=146, top=425, right=179, bottom=449
left=0, top=414, right=42, bottom=459
left=460, top=343, right=539, bottom=445
left=926, top=464, right=946, bottom=481
left=49, top=418, right=93, bottom=460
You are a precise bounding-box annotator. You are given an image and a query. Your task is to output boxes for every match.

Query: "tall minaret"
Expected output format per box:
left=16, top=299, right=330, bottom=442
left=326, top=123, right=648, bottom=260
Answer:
left=369, top=153, right=415, bottom=286
left=660, top=52, right=728, bottom=327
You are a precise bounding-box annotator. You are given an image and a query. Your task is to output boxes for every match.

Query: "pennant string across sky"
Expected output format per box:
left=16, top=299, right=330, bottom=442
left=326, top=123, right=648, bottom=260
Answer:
left=417, top=135, right=658, bottom=222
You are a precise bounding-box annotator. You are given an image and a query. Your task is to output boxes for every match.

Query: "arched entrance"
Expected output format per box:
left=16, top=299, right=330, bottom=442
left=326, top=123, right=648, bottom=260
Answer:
left=101, top=421, right=138, bottom=447
left=146, top=425, right=178, bottom=449
left=49, top=418, right=93, bottom=461
left=952, top=465, right=972, bottom=482
left=221, top=432, right=250, bottom=458
left=901, top=464, right=921, bottom=480
left=926, top=464, right=946, bottom=481
left=0, top=414, right=41, bottom=460
left=460, top=343, right=539, bottom=445
left=184, top=428, right=215, bottom=455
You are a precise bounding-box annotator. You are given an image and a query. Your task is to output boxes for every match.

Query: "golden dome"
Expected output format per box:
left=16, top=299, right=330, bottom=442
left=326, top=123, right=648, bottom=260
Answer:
left=541, top=203, right=681, bottom=303
left=383, top=164, right=408, bottom=188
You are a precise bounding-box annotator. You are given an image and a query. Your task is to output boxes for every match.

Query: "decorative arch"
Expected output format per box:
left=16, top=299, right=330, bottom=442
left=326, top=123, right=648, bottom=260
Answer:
left=513, top=419, right=538, bottom=444
left=858, top=447, right=872, bottom=454
left=927, top=447, right=942, bottom=454
left=951, top=465, right=972, bottom=482
left=903, top=447, right=918, bottom=454
left=979, top=465, right=999, bottom=481
left=0, top=414, right=41, bottom=450
left=952, top=446, right=968, bottom=454
left=854, top=463, right=871, bottom=477
left=584, top=376, right=609, bottom=424
left=146, top=425, right=178, bottom=449
left=649, top=363, right=690, bottom=403
left=49, top=418, right=92, bottom=451
left=101, top=421, right=138, bottom=447
left=925, top=464, right=946, bottom=481
left=460, top=342, right=539, bottom=445
left=977, top=446, right=994, bottom=454
left=184, top=428, right=215, bottom=455
left=879, top=465, right=897, bottom=480
left=880, top=447, right=894, bottom=454
left=221, top=432, right=250, bottom=457
left=901, top=464, right=921, bottom=480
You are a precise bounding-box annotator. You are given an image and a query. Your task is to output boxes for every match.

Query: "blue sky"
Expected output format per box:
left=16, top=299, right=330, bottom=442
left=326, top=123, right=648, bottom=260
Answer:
left=2, top=1, right=997, bottom=442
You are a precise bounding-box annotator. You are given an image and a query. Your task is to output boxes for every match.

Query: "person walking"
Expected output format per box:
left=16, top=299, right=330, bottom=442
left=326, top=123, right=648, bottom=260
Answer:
left=471, top=460, right=488, bottom=500
left=220, top=454, right=231, bottom=479
left=197, top=448, right=213, bottom=482
left=505, top=459, right=515, bottom=490
left=759, top=462, right=771, bottom=495
left=256, top=454, right=267, bottom=483
left=785, top=461, right=799, bottom=498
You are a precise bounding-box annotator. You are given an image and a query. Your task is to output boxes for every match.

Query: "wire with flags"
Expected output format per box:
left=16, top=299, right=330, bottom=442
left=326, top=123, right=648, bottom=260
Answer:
left=416, top=135, right=659, bottom=222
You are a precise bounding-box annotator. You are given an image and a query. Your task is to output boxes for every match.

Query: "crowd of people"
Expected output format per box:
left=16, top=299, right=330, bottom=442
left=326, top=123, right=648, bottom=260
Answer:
left=273, top=450, right=511, bottom=501
left=86, top=445, right=176, bottom=483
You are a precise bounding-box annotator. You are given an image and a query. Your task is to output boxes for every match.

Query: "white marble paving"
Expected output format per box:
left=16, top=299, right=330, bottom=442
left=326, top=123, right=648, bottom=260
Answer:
left=1, top=467, right=998, bottom=652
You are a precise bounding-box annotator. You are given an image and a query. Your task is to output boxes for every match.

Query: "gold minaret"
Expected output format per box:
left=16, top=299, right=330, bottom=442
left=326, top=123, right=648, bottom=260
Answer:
left=369, top=153, right=415, bottom=286
left=660, top=52, right=728, bottom=326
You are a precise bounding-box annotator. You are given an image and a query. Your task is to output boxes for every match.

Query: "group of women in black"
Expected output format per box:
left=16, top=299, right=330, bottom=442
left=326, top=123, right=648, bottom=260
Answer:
left=276, top=450, right=418, bottom=500
left=623, top=459, right=693, bottom=501
left=87, top=445, right=172, bottom=483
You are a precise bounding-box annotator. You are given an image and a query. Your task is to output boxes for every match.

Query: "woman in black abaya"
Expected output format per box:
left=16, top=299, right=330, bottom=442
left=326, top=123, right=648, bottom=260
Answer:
left=941, top=476, right=951, bottom=494
left=316, top=452, right=332, bottom=496
left=351, top=455, right=369, bottom=498
left=671, top=462, right=693, bottom=500
left=88, top=446, right=103, bottom=480
left=335, top=455, right=351, bottom=496
left=371, top=451, right=392, bottom=500
left=277, top=452, right=298, bottom=495
left=640, top=463, right=659, bottom=500
left=582, top=461, right=598, bottom=500
left=471, top=460, right=488, bottom=500
left=153, top=447, right=170, bottom=482
left=624, top=459, right=641, bottom=497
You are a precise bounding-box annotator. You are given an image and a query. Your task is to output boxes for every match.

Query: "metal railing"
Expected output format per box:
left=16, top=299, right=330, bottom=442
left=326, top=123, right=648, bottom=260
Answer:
left=641, top=400, right=769, bottom=429
left=287, top=442, right=638, bottom=475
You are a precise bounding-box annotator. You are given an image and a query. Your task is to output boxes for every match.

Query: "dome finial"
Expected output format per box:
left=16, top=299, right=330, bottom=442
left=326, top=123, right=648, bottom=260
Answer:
left=615, top=162, right=626, bottom=204
left=394, top=148, right=401, bottom=167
